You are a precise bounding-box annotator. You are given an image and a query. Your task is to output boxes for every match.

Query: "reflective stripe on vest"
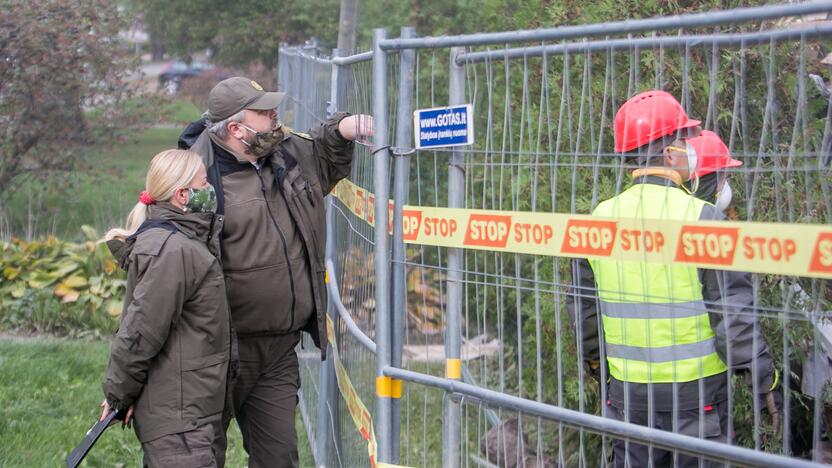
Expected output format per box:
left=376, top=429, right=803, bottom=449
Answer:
left=589, top=183, right=728, bottom=384
left=600, top=300, right=708, bottom=319
left=606, top=338, right=717, bottom=362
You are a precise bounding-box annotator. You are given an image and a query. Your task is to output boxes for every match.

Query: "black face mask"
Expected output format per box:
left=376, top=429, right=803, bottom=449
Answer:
left=689, top=172, right=720, bottom=204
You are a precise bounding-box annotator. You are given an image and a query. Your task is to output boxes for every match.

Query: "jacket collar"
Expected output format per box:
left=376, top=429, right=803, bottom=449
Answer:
left=178, top=119, right=207, bottom=150
left=210, top=133, right=273, bottom=179
left=632, top=174, right=679, bottom=187
left=106, top=214, right=181, bottom=271
left=150, top=203, right=221, bottom=254
left=106, top=203, right=222, bottom=267
left=107, top=237, right=133, bottom=270
left=631, top=167, right=689, bottom=193
left=209, top=133, right=252, bottom=164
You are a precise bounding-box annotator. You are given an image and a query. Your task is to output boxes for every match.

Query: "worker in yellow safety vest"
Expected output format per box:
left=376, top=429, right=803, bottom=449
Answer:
left=567, top=90, right=781, bottom=468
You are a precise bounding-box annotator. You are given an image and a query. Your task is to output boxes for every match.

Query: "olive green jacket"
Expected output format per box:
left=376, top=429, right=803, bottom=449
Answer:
left=103, top=204, right=229, bottom=442
left=184, top=113, right=354, bottom=359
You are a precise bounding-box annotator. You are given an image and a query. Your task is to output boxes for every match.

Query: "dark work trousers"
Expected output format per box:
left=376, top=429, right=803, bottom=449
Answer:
left=143, top=424, right=217, bottom=468
left=212, top=332, right=301, bottom=468
left=609, top=401, right=729, bottom=468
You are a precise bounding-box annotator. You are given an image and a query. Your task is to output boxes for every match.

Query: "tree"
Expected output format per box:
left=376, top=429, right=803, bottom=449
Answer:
left=0, top=0, right=147, bottom=194
left=135, top=0, right=340, bottom=69
left=337, top=0, right=359, bottom=56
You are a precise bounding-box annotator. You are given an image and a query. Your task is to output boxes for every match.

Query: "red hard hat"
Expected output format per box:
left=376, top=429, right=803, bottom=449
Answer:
left=614, top=90, right=701, bottom=153
left=687, top=130, right=742, bottom=177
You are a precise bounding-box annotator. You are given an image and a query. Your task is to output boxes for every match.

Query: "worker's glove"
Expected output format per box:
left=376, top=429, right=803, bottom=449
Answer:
left=763, top=389, right=783, bottom=413
left=584, top=360, right=601, bottom=384
left=760, top=390, right=782, bottom=434
left=757, top=369, right=782, bottom=433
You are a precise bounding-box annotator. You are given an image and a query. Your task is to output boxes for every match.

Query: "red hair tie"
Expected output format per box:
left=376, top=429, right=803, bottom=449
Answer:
left=139, top=191, right=156, bottom=206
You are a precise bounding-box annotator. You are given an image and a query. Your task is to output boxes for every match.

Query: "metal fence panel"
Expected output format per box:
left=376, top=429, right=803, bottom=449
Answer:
left=278, top=3, right=832, bottom=466
left=278, top=44, right=331, bottom=467
left=280, top=42, right=390, bottom=467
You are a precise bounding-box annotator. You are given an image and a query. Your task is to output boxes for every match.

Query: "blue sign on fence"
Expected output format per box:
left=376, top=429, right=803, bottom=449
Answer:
left=413, top=104, right=474, bottom=149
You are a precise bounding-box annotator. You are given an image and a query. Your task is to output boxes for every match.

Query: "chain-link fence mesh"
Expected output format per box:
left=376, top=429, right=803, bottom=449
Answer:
left=277, top=44, right=330, bottom=464
left=326, top=54, right=380, bottom=468
left=434, top=20, right=832, bottom=467
left=279, top=3, right=832, bottom=467
left=280, top=45, right=388, bottom=468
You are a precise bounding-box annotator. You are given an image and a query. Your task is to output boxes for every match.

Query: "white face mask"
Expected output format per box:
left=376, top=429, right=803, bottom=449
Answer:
left=685, top=142, right=699, bottom=177
left=715, top=181, right=732, bottom=212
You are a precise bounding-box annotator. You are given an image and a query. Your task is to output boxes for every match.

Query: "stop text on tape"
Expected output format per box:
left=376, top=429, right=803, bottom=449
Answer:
left=331, top=179, right=832, bottom=279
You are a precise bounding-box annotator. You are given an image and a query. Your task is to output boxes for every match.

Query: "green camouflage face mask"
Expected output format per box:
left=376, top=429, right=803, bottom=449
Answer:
left=184, top=184, right=218, bottom=213
left=239, top=123, right=285, bottom=158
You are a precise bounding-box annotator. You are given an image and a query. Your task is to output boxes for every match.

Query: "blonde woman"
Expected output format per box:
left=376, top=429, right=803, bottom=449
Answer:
left=99, top=149, right=229, bottom=467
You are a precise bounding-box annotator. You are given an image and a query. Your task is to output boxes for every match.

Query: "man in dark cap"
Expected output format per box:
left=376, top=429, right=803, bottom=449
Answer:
left=180, top=76, right=372, bottom=467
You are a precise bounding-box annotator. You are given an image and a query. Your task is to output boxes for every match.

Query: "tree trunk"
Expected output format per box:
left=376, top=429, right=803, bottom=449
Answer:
left=337, top=0, right=358, bottom=56
left=150, top=29, right=165, bottom=61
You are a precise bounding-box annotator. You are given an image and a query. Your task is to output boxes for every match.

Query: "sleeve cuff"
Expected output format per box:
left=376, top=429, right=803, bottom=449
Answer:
left=756, top=368, right=777, bottom=393
left=767, top=368, right=779, bottom=392
left=105, top=394, right=131, bottom=410
left=330, top=112, right=352, bottom=143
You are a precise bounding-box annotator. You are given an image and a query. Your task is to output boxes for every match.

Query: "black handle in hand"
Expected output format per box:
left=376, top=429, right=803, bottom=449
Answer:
left=65, top=408, right=127, bottom=468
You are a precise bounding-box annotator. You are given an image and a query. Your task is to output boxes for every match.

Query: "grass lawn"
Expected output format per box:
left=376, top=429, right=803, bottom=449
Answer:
left=1, top=97, right=204, bottom=242
left=161, top=100, right=202, bottom=124
left=2, top=127, right=181, bottom=241
left=0, top=337, right=314, bottom=467
left=0, top=104, right=449, bottom=466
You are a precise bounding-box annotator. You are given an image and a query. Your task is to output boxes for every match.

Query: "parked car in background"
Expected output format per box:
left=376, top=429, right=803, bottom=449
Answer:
left=157, top=60, right=228, bottom=95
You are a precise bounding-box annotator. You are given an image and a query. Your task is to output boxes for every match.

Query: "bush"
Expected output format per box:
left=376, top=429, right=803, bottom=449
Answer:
left=0, top=0, right=155, bottom=196
left=0, top=227, right=124, bottom=336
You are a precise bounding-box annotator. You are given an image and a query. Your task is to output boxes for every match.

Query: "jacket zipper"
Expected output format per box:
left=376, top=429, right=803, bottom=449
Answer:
left=254, top=162, right=297, bottom=331
left=209, top=215, right=234, bottom=385
left=293, top=181, right=319, bottom=246
left=273, top=150, right=326, bottom=359
left=206, top=213, right=216, bottom=250
left=287, top=179, right=325, bottom=354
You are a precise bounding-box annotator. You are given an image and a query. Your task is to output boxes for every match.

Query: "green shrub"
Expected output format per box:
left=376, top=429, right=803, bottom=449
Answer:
left=0, top=227, right=124, bottom=336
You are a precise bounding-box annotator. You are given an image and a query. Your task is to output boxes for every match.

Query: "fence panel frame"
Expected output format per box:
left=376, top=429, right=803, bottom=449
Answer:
left=277, top=3, right=832, bottom=465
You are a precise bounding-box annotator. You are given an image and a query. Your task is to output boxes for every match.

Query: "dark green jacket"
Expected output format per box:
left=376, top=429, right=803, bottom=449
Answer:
left=103, top=204, right=229, bottom=442
left=183, top=113, right=354, bottom=359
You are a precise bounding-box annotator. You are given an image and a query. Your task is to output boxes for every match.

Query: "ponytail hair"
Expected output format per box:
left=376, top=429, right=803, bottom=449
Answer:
left=104, top=149, right=204, bottom=241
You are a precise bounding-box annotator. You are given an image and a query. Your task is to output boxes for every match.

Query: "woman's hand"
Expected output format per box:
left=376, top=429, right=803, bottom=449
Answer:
left=99, top=399, right=135, bottom=428
left=98, top=399, right=112, bottom=423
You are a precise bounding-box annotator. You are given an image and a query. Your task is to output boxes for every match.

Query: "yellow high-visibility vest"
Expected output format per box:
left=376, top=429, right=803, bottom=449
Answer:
left=589, top=182, right=728, bottom=383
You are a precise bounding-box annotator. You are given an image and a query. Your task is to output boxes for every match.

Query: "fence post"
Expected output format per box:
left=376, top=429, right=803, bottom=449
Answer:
left=276, top=45, right=284, bottom=93
left=315, top=48, right=341, bottom=468
left=372, top=27, right=393, bottom=464
left=444, top=46, right=466, bottom=468
left=292, top=48, right=303, bottom=128
left=390, top=26, right=416, bottom=464
left=304, top=47, right=315, bottom=129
